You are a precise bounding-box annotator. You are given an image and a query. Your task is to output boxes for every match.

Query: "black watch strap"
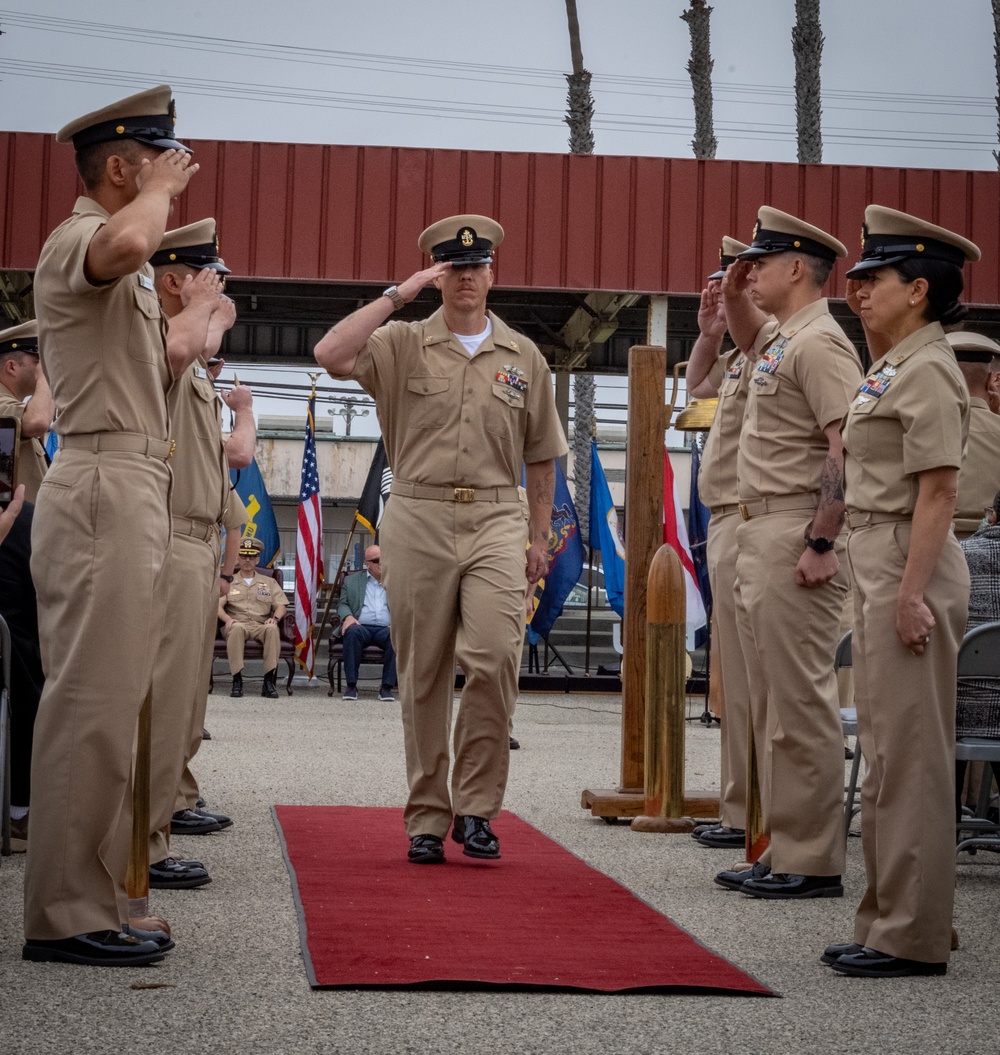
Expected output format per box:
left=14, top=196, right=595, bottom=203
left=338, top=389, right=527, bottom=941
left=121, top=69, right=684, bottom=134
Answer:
left=804, top=536, right=835, bottom=554
left=220, top=573, right=234, bottom=582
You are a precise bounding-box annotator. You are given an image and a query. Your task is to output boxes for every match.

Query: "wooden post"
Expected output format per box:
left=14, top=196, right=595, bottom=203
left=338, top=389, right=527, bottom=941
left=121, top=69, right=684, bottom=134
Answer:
left=581, top=345, right=665, bottom=820
left=126, top=693, right=170, bottom=935
left=631, top=544, right=696, bottom=832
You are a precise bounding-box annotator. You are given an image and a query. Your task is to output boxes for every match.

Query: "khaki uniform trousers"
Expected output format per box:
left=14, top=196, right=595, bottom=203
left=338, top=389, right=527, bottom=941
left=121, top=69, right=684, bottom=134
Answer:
left=735, top=511, right=848, bottom=877
left=706, top=511, right=750, bottom=830
left=148, top=529, right=219, bottom=864
left=25, top=450, right=171, bottom=939
left=225, top=621, right=280, bottom=674
left=175, top=596, right=219, bottom=813
left=847, top=521, right=968, bottom=963
left=379, top=494, right=525, bottom=838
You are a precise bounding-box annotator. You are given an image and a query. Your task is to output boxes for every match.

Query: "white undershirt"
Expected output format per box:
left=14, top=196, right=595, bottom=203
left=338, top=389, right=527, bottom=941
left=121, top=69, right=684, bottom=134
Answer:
left=453, top=318, right=492, bottom=357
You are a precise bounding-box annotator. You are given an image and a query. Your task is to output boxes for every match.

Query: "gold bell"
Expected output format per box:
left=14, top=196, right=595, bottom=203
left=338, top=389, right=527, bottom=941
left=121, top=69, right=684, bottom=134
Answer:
left=673, top=397, right=719, bottom=431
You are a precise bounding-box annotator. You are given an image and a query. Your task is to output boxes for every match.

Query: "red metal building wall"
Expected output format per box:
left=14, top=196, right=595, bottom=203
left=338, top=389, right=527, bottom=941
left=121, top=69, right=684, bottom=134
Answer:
left=2, top=132, right=998, bottom=305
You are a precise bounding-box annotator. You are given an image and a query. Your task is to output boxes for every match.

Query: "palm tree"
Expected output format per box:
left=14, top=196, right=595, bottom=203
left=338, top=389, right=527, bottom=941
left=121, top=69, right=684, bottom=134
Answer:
left=680, top=1, right=718, bottom=159
left=564, top=0, right=595, bottom=533
left=792, top=0, right=824, bottom=163
left=993, top=0, right=1000, bottom=168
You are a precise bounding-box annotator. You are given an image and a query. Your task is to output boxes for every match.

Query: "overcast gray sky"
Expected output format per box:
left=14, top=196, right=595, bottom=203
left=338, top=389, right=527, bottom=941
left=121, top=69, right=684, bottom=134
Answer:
left=2, top=2, right=996, bottom=436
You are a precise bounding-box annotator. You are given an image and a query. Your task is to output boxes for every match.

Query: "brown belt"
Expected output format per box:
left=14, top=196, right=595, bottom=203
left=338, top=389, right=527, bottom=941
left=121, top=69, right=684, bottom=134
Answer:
left=738, top=493, right=819, bottom=521
left=172, top=515, right=218, bottom=542
left=391, top=481, right=520, bottom=503
left=710, top=503, right=741, bottom=516
left=845, top=510, right=911, bottom=530
left=60, top=431, right=175, bottom=461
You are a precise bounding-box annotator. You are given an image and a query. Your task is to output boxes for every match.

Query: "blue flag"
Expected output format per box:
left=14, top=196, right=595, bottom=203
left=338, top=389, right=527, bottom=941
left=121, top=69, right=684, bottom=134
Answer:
left=687, top=440, right=712, bottom=647
left=528, top=460, right=584, bottom=639
left=588, top=440, right=625, bottom=618
left=230, top=457, right=281, bottom=567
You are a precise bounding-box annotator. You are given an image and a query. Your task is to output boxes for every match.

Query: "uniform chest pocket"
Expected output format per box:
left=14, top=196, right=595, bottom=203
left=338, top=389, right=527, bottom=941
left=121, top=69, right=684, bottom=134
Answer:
left=128, top=284, right=164, bottom=365
left=191, top=374, right=222, bottom=439
left=486, top=383, right=525, bottom=438
left=748, top=376, right=779, bottom=432
left=842, top=397, right=878, bottom=459
left=406, top=375, right=451, bottom=429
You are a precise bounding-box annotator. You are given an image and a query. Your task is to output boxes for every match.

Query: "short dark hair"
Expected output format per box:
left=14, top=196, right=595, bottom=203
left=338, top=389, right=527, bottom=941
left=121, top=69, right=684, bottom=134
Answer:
left=893, top=257, right=967, bottom=325
left=798, top=253, right=834, bottom=289
left=75, top=138, right=147, bottom=191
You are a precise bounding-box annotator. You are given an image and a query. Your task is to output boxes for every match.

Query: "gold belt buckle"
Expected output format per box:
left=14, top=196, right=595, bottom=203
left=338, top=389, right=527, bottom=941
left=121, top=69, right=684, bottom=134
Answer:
left=738, top=502, right=751, bottom=522
left=453, top=488, right=475, bottom=503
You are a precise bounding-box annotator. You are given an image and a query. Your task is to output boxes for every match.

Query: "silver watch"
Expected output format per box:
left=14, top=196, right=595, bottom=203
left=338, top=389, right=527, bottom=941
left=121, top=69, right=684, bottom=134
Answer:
left=382, top=285, right=406, bottom=311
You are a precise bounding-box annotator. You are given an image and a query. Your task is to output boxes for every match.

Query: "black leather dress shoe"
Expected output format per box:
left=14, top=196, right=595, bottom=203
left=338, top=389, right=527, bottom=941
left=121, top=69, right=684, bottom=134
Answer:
left=202, top=727, right=212, bottom=740
left=407, top=834, right=445, bottom=864
left=170, top=808, right=222, bottom=835
left=451, top=815, right=501, bottom=859
left=509, top=735, right=520, bottom=750
left=122, top=924, right=176, bottom=952
left=230, top=672, right=243, bottom=698
left=149, top=857, right=211, bottom=889
left=696, top=825, right=746, bottom=849
left=830, top=946, right=947, bottom=977
left=714, top=860, right=770, bottom=891
left=821, top=941, right=864, bottom=966
left=742, top=872, right=843, bottom=899
left=22, top=930, right=166, bottom=966
left=261, top=669, right=279, bottom=699
left=692, top=821, right=720, bottom=839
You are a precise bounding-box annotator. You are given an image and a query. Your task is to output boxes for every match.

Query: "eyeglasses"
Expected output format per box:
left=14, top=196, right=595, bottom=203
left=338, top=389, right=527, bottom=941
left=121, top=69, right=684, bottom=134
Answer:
left=366, top=558, right=380, bottom=564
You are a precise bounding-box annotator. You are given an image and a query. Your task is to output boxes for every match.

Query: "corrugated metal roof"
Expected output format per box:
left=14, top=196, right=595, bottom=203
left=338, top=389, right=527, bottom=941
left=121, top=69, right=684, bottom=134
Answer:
left=2, top=133, right=998, bottom=304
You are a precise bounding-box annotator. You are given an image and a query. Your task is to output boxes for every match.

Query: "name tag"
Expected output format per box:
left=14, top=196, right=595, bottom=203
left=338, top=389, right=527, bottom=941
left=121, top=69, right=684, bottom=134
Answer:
left=137, top=273, right=155, bottom=291
left=193, top=366, right=207, bottom=379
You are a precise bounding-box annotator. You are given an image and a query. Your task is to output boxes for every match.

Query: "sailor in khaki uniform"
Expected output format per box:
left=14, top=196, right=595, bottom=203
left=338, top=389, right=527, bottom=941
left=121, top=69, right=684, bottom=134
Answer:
left=946, top=332, right=1000, bottom=539
left=146, top=219, right=255, bottom=889
left=24, top=85, right=199, bottom=967
left=0, top=321, right=54, bottom=503
left=716, top=208, right=862, bottom=899
left=219, top=536, right=289, bottom=697
left=314, top=215, right=567, bottom=864
left=686, top=239, right=773, bottom=850
left=825, top=206, right=978, bottom=978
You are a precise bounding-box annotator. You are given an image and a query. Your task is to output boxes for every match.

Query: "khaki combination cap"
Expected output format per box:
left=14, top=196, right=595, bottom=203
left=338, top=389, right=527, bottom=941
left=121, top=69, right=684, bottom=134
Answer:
left=945, top=330, right=1000, bottom=367
left=151, top=218, right=231, bottom=274
left=56, top=84, right=189, bottom=154
left=0, top=319, right=38, bottom=356
left=708, top=237, right=750, bottom=280
left=845, top=205, right=981, bottom=279
left=418, top=214, right=504, bottom=265
left=738, top=206, right=847, bottom=263
left=238, top=536, right=265, bottom=556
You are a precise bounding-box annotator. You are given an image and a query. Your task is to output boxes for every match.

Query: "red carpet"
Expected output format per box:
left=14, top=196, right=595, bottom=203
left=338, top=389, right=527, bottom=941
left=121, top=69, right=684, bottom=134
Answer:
left=273, top=805, right=774, bottom=995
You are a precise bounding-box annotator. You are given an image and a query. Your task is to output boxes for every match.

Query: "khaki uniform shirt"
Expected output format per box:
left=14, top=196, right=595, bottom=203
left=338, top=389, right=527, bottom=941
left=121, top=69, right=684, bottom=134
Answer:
left=223, top=490, right=248, bottom=533
left=738, top=299, right=861, bottom=501
left=33, top=197, right=169, bottom=440
left=954, top=398, right=1000, bottom=533
left=221, top=571, right=289, bottom=625
left=167, top=356, right=229, bottom=525
left=0, top=381, right=47, bottom=502
left=843, top=322, right=970, bottom=516
left=348, top=307, right=567, bottom=486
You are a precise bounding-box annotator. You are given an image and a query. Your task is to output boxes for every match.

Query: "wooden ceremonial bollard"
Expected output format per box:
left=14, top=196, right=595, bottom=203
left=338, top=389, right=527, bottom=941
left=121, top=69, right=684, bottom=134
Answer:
left=126, top=693, right=170, bottom=936
left=631, top=545, right=696, bottom=833
left=744, top=713, right=769, bottom=863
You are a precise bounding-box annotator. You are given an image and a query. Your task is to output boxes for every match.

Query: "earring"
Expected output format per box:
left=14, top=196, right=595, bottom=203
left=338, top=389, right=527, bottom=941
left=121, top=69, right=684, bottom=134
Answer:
left=909, top=299, right=915, bottom=306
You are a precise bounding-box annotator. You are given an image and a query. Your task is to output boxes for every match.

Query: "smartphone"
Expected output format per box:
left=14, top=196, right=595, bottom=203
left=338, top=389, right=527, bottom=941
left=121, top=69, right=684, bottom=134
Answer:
left=0, top=416, right=19, bottom=506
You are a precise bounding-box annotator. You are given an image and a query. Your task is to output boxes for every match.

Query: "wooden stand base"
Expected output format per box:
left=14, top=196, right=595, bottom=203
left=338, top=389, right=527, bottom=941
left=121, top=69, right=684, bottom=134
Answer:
left=630, top=815, right=695, bottom=833
left=581, top=788, right=720, bottom=823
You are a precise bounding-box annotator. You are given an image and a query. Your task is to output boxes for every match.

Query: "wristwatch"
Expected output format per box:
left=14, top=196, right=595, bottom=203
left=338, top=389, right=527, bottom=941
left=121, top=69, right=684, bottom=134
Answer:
left=382, top=285, right=406, bottom=311
left=804, top=536, right=835, bottom=554
left=220, top=573, right=234, bottom=583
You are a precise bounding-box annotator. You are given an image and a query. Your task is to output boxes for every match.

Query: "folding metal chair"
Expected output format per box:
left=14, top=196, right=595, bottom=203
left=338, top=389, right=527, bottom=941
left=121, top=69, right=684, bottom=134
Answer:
left=835, top=630, right=862, bottom=840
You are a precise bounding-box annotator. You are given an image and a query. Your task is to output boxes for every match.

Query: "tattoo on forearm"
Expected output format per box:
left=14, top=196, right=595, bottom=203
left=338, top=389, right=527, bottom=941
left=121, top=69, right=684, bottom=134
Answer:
left=820, top=453, right=845, bottom=516
left=531, top=470, right=555, bottom=509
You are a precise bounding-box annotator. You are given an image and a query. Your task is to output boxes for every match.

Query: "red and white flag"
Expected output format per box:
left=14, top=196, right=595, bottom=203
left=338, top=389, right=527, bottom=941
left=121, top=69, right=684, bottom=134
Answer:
left=294, top=394, right=323, bottom=677
left=664, top=444, right=707, bottom=649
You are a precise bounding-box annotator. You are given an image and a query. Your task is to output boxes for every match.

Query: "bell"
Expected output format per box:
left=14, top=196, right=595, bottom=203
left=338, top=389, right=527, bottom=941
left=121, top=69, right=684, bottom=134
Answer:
left=673, top=397, right=718, bottom=431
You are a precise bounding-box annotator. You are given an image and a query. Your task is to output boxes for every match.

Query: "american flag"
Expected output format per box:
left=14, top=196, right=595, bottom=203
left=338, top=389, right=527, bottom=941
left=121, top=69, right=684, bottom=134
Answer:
left=294, top=394, right=323, bottom=676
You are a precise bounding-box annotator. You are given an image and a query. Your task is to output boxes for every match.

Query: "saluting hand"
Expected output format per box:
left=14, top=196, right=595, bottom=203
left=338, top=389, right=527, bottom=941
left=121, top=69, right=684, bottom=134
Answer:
left=721, top=258, right=752, bottom=298
left=180, top=267, right=222, bottom=309
left=135, top=147, right=199, bottom=199
left=395, top=263, right=452, bottom=304
left=845, top=278, right=864, bottom=318
left=697, top=283, right=727, bottom=339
